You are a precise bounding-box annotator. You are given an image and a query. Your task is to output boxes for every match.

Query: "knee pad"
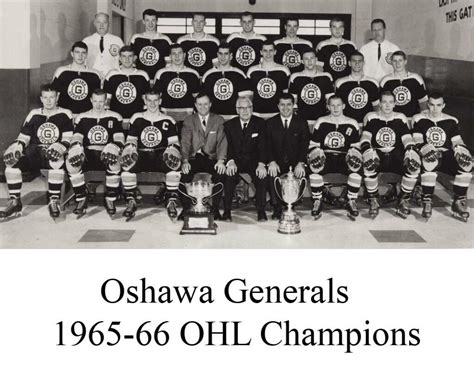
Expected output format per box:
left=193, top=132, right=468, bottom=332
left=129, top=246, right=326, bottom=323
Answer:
left=347, top=173, right=362, bottom=188
left=165, top=171, right=181, bottom=190
left=66, top=158, right=82, bottom=175
left=4, top=167, right=22, bottom=183
left=309, top=173, right=324, bottom=187
left=421, top=172, right=437, bottom=187
left=107, top=161, right=121, bottom=175
left=454, top=171, right=472, bottom=188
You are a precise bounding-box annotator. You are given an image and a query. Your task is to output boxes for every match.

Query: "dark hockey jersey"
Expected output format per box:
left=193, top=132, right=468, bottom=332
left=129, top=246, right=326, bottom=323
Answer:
left=177, top=33, right=220, bottom=77
left=74, top=110, right=123, bottom=149
left=274, top=37, right=313, bottom=74
left=130, top=33, right=172, bottom=79
left=226, top=32, right=266, bottom=73
left=127, top=112, right=179, bottom=150
left=310, top=115, right=361, bottom=153
left=412, top=112, right=461, bottom=151
left=316, top=39, right=357, bottom=80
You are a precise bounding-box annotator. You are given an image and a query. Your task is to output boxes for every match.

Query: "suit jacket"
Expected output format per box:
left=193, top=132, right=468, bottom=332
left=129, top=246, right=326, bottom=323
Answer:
left=224, top=115, right=266, bottom=165
left=181, top=112, right=227, bottom=161
left=266, top=114, right=310, bottom=167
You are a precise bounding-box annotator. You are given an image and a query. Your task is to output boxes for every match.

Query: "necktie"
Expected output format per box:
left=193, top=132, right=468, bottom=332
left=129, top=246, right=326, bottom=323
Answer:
left=243, top=122, right=247, bottom=130
left=202, top=118, right=206, bottom=130
left=100, top=36, right=104, bottom=53
left=284, top=119, right=288, bottom=129
left=377, top=43, right=381, bottom=62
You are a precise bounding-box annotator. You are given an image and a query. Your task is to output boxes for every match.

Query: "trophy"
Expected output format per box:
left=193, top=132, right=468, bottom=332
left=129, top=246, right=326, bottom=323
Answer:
left=178, top=180, right=223, bottom=235
left=274, top=167, right=307, bottom=234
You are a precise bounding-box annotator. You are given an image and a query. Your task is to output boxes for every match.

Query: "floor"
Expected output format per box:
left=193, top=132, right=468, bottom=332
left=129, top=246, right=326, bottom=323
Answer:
left=1, top=177, right=472, bottom=249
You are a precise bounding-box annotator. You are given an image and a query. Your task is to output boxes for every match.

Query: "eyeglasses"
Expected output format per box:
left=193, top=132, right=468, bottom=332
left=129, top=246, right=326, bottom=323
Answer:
left=236, top=106, right=253, bottom=110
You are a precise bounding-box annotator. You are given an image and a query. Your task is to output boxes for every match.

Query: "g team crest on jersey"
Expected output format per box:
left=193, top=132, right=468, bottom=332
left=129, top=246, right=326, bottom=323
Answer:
left=426, top=126, right=447, bottom=147
left=139, top=46, right=159, bottom=66
left=324, top=131, right=345, bottom=149
left=282, top=49, right=301, bottom=68
left=116, top=82, right=137, bottom=104
left=67, top=78, right=88, bottom=101
left=187, top=47, right=206, bottom=67
left=236, top=45, right=256, bottom=67
left=375, top=127, right=396, bottom=147
left=141, top=126, right=162, bottom=148
left=348, top=87, right=369, bottom=109
left=87, top=125, right=109, bottom=145
left=329, top=51, right=347, bottom=72
left=257, top=77, right=277, bottom=99
left=301, top=83, right=321, bottom=105
left=393, top=86, right=411, bottom=106
left=37, top=122, right=60, bottom=144
left=167, top=77, right=187, bottom=99
left=214, top=78, right=234, bottom=101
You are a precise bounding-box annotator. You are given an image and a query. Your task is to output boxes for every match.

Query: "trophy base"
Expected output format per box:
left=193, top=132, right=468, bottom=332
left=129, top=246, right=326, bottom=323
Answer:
left=277, top=211, right=301, bottom=234
left=180, top=212, right=217, bottom=235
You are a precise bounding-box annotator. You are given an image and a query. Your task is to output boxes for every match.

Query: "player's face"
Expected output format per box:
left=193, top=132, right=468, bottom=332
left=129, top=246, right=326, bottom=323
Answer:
left=119, top=51, right=135, bottom=68
left=330, top=21, right=344, bottom=39
left=285, top=20, right=299, bottom=38
left=349, top=55, right=364, bottom=73
left=328, top=98, right=345, bottom=116
left=391, top=55, right=407, bottom=73
left=302, top=52, right=316, bottom=70
left=240, top=15, right=254, bottom=33
left=71, top=47, right=87, bottom=65
left=170, top=48, right=184, bottom=65
left=380, top=94, right=395, bottom=114
left=40, top=90, right=58, bottom=110
left=217, top=48, right=232, bottom=66
left=94, top=14, right=109, bottom=36
left=91, top=94, right=106, bottom=111
left=261, top=44, right=275, bottom=62
left=236, top=100, right=253, bottom=121
left=428, top=97, right=445, bottom=117
left=144, top=94, right=160, bottom=112
left=195, top=96, right=211, bottom=117
left=371, top=22, right=385, bottom=43
left=192, top=15, right=206, bottom=33
left=278, top=99, right=294, bottom=118
left=143, top=15, right=157, bottom=32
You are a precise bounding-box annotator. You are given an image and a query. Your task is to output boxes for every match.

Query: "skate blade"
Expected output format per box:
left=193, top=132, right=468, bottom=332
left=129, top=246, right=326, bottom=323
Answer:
left=125, top=214, right=135, bottom=222
left=312, top=214, right=322, bottom=221
left=452, top=213, right=468, bottom=222
left=76, top=211, right=86, bottom=220
left=0, top=210, right=23, bottom=220
left=396, top=210, right=408, bottom=219
left=347, top=213, right=357, bottom=221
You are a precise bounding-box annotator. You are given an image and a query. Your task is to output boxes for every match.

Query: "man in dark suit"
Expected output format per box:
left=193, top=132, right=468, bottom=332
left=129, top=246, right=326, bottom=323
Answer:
left=180, top=93, right=228, bottom=219
left=223, top=97, right=268, bottom=221
left=266, top=93, right=310, bottom=219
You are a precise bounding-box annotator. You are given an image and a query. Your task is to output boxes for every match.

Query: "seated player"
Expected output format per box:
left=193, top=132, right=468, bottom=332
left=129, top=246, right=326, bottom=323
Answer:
left=1, top=84, right=73, bottom=220
left=120, top=89, right=181, bottom=221
left=412, top=92, right=472, bottom=221
left=66, top=89, right=124, bottom=218
left=307, top=96, right=362, bottom=220
left=361, top=91, right=421, bottom=219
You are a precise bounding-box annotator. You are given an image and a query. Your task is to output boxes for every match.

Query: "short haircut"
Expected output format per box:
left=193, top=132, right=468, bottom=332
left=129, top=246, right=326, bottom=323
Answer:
left=261, top=41, right=276, bottom=49
left=236, top=96, right=253, bottom=108
left=279, top=93, right=295, bottom=104
left=91, top=88, right=107, bottom=98
left=218, top=42, right=231, bottom=51
left=327, top=95, right=343, bottom=104
left=428, top=92, right=444, bottom=101
left=40, top=83, right=57, bottom=94
left=71, top=41, right=88, bottom=52
left=285, top=17, right=299, bottom=25
left=195, top=92, right=211, bottom=102
left=119, top=45, right=135, bottom=54
left=371, top=18, right=386, bottom=29
left=144, top=89, right=161, bottom=97
left=392, top=50, right=407, bottom=60
left=301, top=46, right=316, bottom=56
left=94, top=13, right=109, bottom=22
left=330, top=16, right=345, bottom=27
left=170, top=43, right=184, bottom=52
left=192, top=13, right=206, bottom=20
left=380, top=90, right=395, bottom=100
left=142, top=9, right=157, bottom=19
left=241, top=11, right=254, bottom=20
left=350, top=51, right=364, bottom=60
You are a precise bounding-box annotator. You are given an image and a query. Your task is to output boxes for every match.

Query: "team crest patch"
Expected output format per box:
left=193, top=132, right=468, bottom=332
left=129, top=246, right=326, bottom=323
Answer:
left=426, top=126, right=446, bottom=147
left=116, top=82, right=137, bottom=104
left=139, top=46, right=159, bottom=66
left=257, top=77, right=277, bottom=99
left=87, top=125, right=108, bottom=145
left=282, top=49, right=301, bottom=68
left=393, top=86, right=411, bottom=106
left=167, top=77, right=187, bottom=99
left=324, top=131, right=345, bottom=149
left=67, top=78, right=88, bottom=101
left=37, top=122, right=60, bottom=144
left=236, top=45, right=256, bottom=67
left=141, top=126, right=162, bottom=148
left=188, top=47, right=206, bottom=67
left=301, top=83, right=321, bottom=105
left=375, top=127, right=396, bottom=147
left=214, top=78, right=234, bottom=101
left=385, top=52, right=393, bottom=65
left=348, top=87, right=368, bottom=109
left=329, top=51, right=347, bottom=72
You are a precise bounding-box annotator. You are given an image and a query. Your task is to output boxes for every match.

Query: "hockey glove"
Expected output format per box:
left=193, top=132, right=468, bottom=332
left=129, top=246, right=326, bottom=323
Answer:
left=346, top=147, right=363, bottom=172
left=404, top=148, right=421, bottom=174
left=120, top=143, right=138, bottom=169
left=362, top=148, right=380, bottom=173
left=307, top=147, right=326, bottom=173
left=454, top=144, right=473, bottom=172
left=3, top=141, right=24, bottom=166
left=101, top=143, right=121, bottom=166
left=163, top=145, right=182, bottom=171
left=46, top=142, right=67, bottom=162
left=68, top=142, right=85, bottom=168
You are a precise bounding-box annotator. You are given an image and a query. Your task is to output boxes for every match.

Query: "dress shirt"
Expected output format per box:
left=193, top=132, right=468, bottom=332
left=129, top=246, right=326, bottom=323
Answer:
left=359, top=39, right=400, bottom=82
left=83, top=32, right=124, bottom=78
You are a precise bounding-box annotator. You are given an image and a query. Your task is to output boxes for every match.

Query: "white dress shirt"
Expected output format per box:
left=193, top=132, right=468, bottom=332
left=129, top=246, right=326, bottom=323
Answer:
left=83, top=32, right=124, bottom=79
left=359, top=39, right=400, bottom=82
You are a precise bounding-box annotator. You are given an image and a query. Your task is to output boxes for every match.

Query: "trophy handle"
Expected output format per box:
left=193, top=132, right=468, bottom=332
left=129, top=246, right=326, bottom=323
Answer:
left=202, top=182, right=224, bottom=204
left=177, top=182, right=198, bottom=205
left=274, top=177, right=284, bottom=202
left=295, top=177, right=307, bottom=203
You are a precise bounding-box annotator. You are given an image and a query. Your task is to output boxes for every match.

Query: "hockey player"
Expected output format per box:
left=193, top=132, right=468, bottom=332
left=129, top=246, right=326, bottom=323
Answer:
left=226, top=11, right=266, bottom=74
left=130, top=9, right=172, bottom=80
left=66, top=89, right=124, bottom=218
left=274, top=17, right=314, bottom=74
left=412, top=93, right=472, bottom=221
left=247, top=42, right=291, bottom=119
left=316, top=17, right=357, bottom=81
left=1, top=84, right=73, bottom=220
left=201, top=42, right=250, bottom=120
left=307, top=95, right=362, bottom=220
left=361, top=91, right=421, bottom=219
left=103, top=46, right=151, bottom=128
left=52, top=41, right=101, bottom=116
left=288, top=48, right=334, bottom=128
left=177, top=13, right=220, bottom=78
left=335, top=51, right=380, bottom=125
left=120, top=90, right=181, bottom=221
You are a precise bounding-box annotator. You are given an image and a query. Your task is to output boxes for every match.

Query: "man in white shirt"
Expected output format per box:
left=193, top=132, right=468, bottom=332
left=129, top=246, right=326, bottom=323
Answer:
left=83, top=13, right=124, bottom=79
left=359, top=19, right=400, bottom=82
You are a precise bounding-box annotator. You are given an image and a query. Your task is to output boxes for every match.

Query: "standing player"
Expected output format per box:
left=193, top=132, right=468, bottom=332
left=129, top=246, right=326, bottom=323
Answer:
left=412, top=93, right=472, bottom=221
left=201, top=43, right=250, bottom=120
left=66, top=89, right=124, bottom=217
left=226, top=11, right=266, bottom=74
left=1, top=84, right=73, bottom=220
left=274, top=18, right=314, bottom=74
left=52, top=41, right=101, bottom=116
left=120, top=90, right=181, bottom=221
left=289, top=48, right=334, bottom=128
left=335, top=51, right=380, bottom=125
left=247, top=42, right=291, bottom=119
left=130, top=9, right=172, bottom=81
left=307, top=96, right=362, bottom=220
left=103, top=46, right=151, bottom=128
left=177, top=13, right=220, bottom=78
left=360, top=91, right=421, bottom=219
left=316, top=17, right=357, bottom=81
